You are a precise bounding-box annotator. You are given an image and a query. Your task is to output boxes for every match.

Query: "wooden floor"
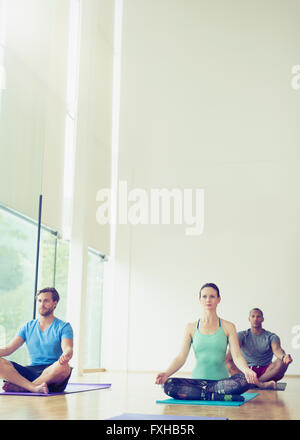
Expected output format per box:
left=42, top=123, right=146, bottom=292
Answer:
left=0, top=372, right=299, bottom=420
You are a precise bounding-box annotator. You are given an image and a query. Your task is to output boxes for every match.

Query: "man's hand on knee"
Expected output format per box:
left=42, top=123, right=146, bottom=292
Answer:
left=59, top=352, right=72, bottom=366
left=282, top=354, right=293, bottom=366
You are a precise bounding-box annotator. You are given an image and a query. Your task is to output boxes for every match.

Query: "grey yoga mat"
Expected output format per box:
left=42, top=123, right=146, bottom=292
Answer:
left=249, top=382, right=286, bottom=391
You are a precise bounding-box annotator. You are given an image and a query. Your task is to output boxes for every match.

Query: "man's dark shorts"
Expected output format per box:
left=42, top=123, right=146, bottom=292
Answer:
left=10, top=361, right=72, bottom=393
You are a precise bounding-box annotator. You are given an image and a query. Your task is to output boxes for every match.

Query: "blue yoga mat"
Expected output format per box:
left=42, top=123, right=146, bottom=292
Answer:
left=108, top=413, right=228, bottom=420
left=156, top=392, right=258, bottom=407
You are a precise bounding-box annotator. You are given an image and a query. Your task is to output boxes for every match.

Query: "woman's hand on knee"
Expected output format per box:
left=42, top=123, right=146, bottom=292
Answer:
left=244, top=368, right=258, bottom=385
left=155, top=372, right=168, bottom=385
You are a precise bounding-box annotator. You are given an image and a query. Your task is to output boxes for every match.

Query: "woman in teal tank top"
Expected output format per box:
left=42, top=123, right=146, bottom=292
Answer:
left=155, top=283, right=258, bottom=401
left=191, top=317, right=229, bottom=380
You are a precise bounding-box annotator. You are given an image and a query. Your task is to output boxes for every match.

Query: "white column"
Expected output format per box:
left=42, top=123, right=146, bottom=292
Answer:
left=65, top=82, right=90, bottom=375
left=65, top=0, right=94, bottom=376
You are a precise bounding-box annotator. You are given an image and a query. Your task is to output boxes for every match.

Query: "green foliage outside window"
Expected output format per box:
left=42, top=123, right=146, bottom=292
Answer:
left=0, top=206, right=105, bottom=369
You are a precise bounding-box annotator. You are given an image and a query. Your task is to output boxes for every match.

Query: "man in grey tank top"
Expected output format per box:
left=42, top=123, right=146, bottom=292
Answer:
left=225, top=308, right=293, bottom=389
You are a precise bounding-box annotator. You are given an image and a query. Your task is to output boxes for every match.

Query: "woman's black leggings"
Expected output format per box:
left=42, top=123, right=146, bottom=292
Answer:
left=164, top=373, right=249, bottom=402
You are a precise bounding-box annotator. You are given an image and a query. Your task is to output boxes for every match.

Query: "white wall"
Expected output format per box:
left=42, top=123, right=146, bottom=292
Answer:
left=108, top=0, right=300, bottom=374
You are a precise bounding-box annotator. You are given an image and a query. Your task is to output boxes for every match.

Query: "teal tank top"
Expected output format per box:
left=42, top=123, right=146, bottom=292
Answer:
left=191, top=318, right=229, bottom=380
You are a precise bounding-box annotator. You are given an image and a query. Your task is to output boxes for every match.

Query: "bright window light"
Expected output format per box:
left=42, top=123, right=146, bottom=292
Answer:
left=62, top=0, right=82, bottom=240
left=109, top=0, right=123, bottom=257
left=0, top=0, right=7, bottom=112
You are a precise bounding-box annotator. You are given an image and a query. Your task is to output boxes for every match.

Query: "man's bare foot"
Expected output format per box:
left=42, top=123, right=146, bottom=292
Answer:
left=34, top=382, right=49, bottom=394
left=2, top=382, right=28, bottom=393
left=257, top=380, right=277, bottom=389
left=2, top=381, right=49, bottom=394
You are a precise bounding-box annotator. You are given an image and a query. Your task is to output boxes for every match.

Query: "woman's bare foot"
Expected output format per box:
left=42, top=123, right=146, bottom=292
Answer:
left=257, top=380, right=277, bottom=389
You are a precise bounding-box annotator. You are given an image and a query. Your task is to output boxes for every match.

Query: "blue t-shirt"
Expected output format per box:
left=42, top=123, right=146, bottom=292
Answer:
left=17, top=318, right=73, bottom=366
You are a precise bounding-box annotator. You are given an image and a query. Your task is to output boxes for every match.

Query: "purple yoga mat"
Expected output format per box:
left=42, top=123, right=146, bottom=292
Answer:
left=0, top=382, right=111, bottom=396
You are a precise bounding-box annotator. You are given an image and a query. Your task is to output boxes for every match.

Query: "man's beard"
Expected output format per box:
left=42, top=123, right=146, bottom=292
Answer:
left=39, top=307, right=55, bottom=317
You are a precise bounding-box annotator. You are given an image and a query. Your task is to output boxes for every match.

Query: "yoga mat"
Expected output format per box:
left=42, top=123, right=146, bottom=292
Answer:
left=156, top=392, right=258, bottom=407
left=249, top=382, right=286, bottom=391
left=0, top=382, right=111, bottom=397
left=107, top=413, right=228, bottom=420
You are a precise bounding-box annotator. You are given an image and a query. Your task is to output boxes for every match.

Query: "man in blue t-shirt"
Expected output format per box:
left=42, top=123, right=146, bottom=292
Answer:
left=0, top=287, right=73, bottom=394
left=225, top=308, right=292, bottom=389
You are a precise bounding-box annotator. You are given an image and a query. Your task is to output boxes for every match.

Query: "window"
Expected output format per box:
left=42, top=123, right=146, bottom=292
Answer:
left=83, top=250, right=105, bottom=369
left=38, top=228, right=69, bottom=321
left=0, top=205, right=106, bottom=370
left=0, top=206, right=37, bottom=365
